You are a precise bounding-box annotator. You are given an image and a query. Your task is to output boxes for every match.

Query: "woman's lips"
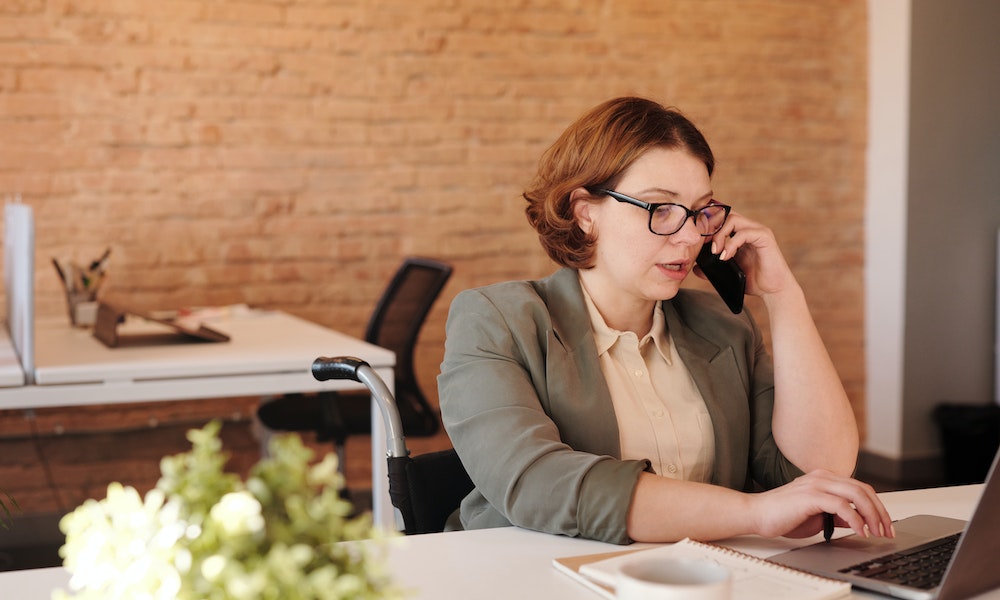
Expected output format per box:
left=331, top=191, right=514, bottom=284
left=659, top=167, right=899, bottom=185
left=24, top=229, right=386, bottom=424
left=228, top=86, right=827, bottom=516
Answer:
left=657, top=261, right=690, bottom=280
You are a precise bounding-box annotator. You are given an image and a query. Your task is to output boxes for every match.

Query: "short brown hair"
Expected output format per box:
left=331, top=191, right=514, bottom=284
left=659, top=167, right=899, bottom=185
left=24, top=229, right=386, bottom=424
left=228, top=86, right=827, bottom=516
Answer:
left=523, top=97, right=715, bottom=269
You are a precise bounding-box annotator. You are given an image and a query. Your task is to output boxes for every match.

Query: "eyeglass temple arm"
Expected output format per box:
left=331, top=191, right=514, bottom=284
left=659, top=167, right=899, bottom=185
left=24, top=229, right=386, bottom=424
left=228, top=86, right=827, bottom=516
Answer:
left=594, top=188, right=652, bottom=210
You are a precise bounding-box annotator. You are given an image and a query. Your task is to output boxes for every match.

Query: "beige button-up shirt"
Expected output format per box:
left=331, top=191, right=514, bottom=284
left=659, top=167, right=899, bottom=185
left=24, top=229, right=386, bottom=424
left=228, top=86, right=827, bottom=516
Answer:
left=581, top=282, right=716, bottom=482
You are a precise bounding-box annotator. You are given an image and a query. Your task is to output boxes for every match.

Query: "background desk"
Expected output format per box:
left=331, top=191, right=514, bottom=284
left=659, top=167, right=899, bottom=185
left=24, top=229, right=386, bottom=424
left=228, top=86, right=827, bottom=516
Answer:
left=0, top=327, right=25, bottom=387
left=0, top=309, right=398, bottom=528
left=4, top=484, right=997, bottom=599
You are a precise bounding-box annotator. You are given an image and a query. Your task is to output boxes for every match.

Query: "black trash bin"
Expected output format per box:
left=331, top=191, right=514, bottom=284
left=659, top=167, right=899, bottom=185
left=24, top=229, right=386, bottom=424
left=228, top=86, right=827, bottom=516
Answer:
left=933, top=403, right=1000, bottom=485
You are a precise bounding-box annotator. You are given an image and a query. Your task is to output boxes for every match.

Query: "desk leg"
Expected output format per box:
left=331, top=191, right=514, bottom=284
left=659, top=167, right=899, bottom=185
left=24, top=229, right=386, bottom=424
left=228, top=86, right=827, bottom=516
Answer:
left=370, top=367, right=398, bottom=531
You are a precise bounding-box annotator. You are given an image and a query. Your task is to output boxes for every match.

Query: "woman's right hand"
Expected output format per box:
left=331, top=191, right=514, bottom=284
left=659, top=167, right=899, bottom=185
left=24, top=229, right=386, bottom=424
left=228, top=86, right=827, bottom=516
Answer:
left=749, top=470, right=895, bottom=540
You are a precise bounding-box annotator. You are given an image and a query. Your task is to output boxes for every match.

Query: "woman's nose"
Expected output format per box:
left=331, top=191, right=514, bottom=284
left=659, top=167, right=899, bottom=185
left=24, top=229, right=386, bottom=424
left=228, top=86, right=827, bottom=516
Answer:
left=670, top=215, right=704, bottom=245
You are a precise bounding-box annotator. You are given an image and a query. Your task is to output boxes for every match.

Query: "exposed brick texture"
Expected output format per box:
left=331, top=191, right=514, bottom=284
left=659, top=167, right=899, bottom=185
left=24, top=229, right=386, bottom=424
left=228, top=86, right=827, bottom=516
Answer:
left=0, top=0, right=868, bottom=517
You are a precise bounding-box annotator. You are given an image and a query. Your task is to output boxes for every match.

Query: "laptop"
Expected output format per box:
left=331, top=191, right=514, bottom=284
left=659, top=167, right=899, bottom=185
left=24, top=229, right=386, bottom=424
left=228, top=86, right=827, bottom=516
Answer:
left=769, top=450, right=1000, bottom=600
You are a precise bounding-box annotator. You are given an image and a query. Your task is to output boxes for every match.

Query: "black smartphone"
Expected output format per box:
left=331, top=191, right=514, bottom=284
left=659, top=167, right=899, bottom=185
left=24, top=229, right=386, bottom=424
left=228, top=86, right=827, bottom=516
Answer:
left=695, top=243, right=746, bottom=314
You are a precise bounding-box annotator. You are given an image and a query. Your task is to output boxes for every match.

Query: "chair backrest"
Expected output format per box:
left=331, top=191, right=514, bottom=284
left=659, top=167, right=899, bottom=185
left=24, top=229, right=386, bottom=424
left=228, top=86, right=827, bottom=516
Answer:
left=313, top=356, right=474, bottom=535
left=364, top=257, right=453, bottom=436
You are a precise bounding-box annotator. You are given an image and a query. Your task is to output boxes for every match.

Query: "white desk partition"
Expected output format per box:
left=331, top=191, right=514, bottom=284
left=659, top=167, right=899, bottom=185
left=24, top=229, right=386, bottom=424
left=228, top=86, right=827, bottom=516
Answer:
left=3, top=201, right=32, bottom=385
left=4, top=484, right=999, bottom=599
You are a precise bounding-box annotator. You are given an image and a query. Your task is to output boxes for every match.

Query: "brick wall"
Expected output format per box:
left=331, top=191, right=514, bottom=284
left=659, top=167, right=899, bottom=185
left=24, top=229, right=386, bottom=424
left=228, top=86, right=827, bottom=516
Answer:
left=0, top=0, right=868, bottom=515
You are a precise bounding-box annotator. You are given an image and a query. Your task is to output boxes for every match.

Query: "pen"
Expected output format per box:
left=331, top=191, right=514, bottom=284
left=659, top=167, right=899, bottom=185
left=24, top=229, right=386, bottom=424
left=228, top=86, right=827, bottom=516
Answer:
left=89, top=247, right=111, bottom=272
left=52, top=258, right=69, bottom=291
left=823, top=512, right=835, bottom=542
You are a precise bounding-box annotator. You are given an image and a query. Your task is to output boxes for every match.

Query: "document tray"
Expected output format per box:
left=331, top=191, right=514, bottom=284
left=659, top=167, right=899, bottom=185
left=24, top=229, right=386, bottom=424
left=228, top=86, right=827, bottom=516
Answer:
left=93, top=302, right=230, bottom=348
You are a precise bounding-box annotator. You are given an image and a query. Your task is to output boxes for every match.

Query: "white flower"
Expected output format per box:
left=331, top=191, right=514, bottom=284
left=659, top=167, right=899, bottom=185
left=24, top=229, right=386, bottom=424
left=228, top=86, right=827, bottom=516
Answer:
left=201, top=554, right=227, bottom=581
left=57, top=483, right=186, bottom=599
left=208, top=491, right=264, bottom=538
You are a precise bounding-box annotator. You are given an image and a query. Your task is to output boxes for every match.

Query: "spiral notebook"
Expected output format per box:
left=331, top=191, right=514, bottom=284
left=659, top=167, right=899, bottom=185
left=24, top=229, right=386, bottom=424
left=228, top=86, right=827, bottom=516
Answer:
left=553, top=537, right=850, bottom=599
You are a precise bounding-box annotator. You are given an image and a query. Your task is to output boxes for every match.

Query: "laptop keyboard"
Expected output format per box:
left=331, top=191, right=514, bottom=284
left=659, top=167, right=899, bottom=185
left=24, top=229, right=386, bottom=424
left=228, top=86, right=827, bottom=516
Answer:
left=838, top=533, right=961, bottom=590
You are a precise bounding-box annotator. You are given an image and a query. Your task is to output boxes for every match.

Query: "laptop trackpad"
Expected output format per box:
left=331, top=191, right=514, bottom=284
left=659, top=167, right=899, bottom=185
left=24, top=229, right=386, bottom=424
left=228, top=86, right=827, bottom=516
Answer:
left=768, top=514, right=967, bottom=573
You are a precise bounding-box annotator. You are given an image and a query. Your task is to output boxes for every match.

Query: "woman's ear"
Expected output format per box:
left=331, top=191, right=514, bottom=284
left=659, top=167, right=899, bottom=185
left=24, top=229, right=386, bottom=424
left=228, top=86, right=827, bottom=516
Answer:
left=571, top=187, right=597, bottom=235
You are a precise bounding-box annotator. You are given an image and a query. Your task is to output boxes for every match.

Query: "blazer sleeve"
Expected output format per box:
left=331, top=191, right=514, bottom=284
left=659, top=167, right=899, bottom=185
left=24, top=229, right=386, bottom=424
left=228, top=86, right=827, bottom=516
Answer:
left=438, top=286, right=649, bottom=544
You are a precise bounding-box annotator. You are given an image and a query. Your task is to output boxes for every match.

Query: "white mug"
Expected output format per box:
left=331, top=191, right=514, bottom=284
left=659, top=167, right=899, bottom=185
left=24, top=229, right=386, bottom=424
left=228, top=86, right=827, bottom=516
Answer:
left=616, top=557, right=731, bottom=600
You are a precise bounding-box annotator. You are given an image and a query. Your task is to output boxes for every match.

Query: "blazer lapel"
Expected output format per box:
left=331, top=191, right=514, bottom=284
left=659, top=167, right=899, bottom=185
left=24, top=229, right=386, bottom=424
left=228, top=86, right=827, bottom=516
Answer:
left=538, top=269, right=623, bottom=458
left=663, top=299, right=752, bottom=489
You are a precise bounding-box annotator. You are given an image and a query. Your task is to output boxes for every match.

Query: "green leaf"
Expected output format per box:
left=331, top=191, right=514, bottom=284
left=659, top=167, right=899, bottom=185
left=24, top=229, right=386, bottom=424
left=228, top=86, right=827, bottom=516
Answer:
left=0, top=488, right=20, bottom=529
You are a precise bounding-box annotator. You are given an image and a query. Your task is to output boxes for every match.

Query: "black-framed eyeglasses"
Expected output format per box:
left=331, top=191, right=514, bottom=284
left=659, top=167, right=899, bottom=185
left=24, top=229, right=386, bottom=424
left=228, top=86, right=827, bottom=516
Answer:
left=596, top=189, right=731, bottom=236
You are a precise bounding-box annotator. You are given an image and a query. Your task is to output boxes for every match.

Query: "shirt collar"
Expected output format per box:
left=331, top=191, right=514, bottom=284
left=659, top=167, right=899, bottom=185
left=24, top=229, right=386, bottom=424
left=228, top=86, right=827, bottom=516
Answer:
left=579, top=275, right=673, bottom=364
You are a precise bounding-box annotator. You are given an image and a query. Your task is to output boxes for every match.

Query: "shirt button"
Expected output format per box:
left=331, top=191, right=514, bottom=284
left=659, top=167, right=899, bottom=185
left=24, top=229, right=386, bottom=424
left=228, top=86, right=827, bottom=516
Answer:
left=652, top=409, right=664, bottom=418
left=633, top=369, right=643, bottom=377
left=667, top=464, right=678, bottom=474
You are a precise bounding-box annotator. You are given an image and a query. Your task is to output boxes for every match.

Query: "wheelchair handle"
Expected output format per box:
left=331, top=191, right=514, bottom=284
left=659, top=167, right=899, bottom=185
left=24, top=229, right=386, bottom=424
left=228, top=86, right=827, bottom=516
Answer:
left=312, top=355, right=366, bottom=381
left=312, top=356, right=409, bottom=458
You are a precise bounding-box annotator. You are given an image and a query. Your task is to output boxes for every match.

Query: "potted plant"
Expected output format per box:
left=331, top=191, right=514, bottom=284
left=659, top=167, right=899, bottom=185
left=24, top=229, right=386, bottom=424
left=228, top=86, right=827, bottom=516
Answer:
left=55, top=421, right=399, bottom=599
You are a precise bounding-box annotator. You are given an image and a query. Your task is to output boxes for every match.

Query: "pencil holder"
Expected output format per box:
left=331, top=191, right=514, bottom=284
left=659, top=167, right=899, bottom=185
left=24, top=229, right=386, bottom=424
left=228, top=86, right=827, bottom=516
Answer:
left=67, top=291, right=98, bottom=327
left=52, top=248, right=110, bottom=328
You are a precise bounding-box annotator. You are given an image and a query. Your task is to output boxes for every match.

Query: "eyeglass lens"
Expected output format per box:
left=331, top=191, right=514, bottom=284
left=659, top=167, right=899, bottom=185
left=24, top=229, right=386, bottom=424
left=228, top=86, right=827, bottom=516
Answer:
left=651, top=204, right=728, bottom=235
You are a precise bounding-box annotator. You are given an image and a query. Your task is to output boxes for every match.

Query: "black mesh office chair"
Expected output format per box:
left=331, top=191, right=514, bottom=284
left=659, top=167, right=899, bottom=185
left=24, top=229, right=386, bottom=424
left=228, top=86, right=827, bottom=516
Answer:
left=312, top=356, right=474, bottom=535
left=257, top=256, right=453, bottom=477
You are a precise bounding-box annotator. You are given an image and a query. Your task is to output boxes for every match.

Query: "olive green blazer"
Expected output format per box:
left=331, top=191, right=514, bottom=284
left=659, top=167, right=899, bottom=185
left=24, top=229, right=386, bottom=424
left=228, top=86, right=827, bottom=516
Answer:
left=438, top=268, right=802, bottom=544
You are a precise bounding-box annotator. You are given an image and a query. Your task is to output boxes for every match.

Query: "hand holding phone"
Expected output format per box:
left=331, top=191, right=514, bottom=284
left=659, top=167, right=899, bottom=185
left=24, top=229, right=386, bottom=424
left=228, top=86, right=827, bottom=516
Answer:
left=695, top=243, right=746, bottom=314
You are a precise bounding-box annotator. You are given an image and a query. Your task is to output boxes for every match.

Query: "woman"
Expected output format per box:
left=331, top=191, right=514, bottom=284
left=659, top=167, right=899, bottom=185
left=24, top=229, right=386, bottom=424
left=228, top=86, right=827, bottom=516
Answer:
left=438, top=96, right=892, bottom=545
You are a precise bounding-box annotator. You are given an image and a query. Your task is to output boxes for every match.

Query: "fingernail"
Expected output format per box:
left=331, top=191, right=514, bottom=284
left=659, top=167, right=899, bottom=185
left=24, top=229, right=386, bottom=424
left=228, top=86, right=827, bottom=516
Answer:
left=711, top=242, right=718, bottom=255
left=890, top=523, right=896, bottom=538
left=718, top=249, right=727, bottom=261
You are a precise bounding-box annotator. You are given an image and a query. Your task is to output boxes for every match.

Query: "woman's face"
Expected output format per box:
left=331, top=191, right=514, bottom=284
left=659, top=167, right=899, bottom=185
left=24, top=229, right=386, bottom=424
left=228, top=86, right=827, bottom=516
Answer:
left=576, top=146, right=713, bottom=306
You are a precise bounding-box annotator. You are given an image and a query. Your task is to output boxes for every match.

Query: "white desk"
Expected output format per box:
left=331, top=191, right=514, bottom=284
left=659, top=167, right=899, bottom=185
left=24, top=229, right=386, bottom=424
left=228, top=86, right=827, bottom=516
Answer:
left=20, top=310, right=392, bottom=406
left=357, top=484, right=999, bottom=599
left=4, top=484, right=997, bottom=599
left=0, top=309, right=398, bottom=529
left=0, top=326, right=25, bottom=387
